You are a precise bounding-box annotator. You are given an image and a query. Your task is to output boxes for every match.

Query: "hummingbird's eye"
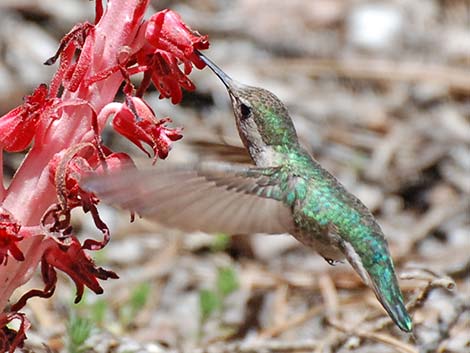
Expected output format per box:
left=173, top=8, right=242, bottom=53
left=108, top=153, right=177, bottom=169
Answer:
left=240, top=103, right=251, bottom=118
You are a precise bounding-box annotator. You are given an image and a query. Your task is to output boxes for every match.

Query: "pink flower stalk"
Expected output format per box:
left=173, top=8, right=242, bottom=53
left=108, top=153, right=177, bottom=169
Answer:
left=0, top=1, right=209, bottom=350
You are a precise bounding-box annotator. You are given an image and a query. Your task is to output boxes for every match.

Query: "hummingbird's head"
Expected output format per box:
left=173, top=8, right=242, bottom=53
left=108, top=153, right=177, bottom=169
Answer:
left=198, top=52, right=300, bottom=162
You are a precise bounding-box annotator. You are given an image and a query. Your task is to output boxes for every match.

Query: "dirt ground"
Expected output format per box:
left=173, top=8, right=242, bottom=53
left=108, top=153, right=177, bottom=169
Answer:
left=0, top=0, right=469, bottom=352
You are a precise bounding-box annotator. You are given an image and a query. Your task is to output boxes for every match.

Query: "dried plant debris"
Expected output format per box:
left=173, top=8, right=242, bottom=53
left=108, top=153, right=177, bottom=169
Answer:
left=0, top=0, right=468, bottom=352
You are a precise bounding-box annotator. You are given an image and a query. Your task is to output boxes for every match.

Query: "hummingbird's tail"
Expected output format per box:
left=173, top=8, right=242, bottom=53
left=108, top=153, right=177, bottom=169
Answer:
left=369, top=271, right=413, bottom=332
left=342, top=241, right=413, bottom=332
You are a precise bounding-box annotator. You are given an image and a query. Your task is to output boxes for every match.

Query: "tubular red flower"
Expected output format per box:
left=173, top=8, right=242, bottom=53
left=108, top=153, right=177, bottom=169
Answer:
left=0, top=84, right=53, bottom=152
left=49, top=144, right=136, bottom=211
left=112, top=97, right=182, bottom=162
left=133, top=9, right=209, bottom=103
left=149, top=50, right=196, bottom=104
left=145, top=9, right=209, bottom=68
left=42, top=237, right=119, bottom=303
left=47, top=145, right=135, bottom=251
left=0, top=210, right=24, bottom=265
left=0, top=312, right=30, bottom=353
left=13, top=236, right=118, bottom=310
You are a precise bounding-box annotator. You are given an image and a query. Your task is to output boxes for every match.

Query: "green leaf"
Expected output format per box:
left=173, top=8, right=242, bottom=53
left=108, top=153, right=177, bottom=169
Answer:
left=211, top=233, right=230, bottom=252
left=90, top=299, right=108, bottom=325
left=129, top=282, right=151, bottom=313
left=67, top=314, right=93, bottom=353
left=119, top=282, right=152, bottom=328
left=216, top=267, right=239, bottom=298
left=199, top=289, right=220, bottom=322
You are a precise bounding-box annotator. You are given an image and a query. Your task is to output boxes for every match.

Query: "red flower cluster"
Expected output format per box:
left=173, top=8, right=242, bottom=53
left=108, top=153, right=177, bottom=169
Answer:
left=86, top=9, right=209, bottom=104
left=0, top=210, right=23, bottom=265
left=0, top=1, right=209, bottom=350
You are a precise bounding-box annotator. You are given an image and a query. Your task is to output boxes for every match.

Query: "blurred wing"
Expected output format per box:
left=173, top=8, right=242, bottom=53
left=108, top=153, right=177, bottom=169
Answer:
left=82, top=162, right=295, bottom=235
left=187, top=138, right=251, bottom=163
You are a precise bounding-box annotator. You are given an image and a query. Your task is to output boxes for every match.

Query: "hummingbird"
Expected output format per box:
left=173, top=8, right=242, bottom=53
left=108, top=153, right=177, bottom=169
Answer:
left=82, top=52, right=412, bottom=332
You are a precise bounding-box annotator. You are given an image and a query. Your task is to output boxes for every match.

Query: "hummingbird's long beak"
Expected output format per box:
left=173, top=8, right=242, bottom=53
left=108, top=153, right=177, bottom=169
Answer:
left=196, top=50, right=235, bottom=90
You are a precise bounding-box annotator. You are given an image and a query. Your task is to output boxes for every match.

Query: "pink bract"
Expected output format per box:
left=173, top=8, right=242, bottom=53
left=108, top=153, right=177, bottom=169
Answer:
left=0, top=1, right=208, bottom=350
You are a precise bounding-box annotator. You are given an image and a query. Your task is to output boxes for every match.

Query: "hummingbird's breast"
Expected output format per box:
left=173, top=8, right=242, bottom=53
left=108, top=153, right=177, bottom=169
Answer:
left=292, top=214, right=345, bottom=261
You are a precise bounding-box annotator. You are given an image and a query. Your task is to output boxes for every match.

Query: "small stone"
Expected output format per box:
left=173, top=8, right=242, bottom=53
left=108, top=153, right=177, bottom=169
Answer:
left=348, top=4, right=403, bottom=51
left=106, top=239, right=145, bottom=264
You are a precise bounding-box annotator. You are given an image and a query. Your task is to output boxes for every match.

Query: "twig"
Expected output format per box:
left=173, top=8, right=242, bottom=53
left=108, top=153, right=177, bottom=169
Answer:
left=434, top=298, right=470, bottom=353
left=401, top=268, right=456, bottom=311
left=104, top=235, right=182, bottom=293
left=397, top=201, right=467, bottom=261
left=328, top=319, right=418, bottom=353
left=197, top=339, right=322, bottom=353
left=318, top=274, right=339, bottom=319
left=258, top=304, right=324, bottom=338
left=367, top=123, right=408, bottom=181
left=272, top=284, right=289, bottom=327
left=400, top=268, right=468, bottom=353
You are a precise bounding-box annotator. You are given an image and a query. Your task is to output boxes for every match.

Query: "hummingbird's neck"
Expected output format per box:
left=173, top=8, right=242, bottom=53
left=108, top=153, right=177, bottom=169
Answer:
left=246, top=139, right=306, bottom=167
left=253, top=101, right=300, bottom=147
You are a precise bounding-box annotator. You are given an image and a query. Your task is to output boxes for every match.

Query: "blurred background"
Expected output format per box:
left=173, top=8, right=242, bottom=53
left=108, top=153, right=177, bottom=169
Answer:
left=0, top=0, right=469, bottom=352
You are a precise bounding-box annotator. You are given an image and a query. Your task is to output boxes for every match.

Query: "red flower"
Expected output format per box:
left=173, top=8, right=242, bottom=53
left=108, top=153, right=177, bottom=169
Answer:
left=0, top=312, right=30, bottom=353
left=42, top=237, right=118, bottom=303
left=112, top=97, right=182, bottom=162
left=0, top=210, right=24, bottom=265
left=49, top=144, right=134, bottom=210
left=46, top=145, right=135, bottom=252
left=144, top=50, right=196, bottom=104
left=133, top=9, right=209, bottom=103
left=0, top=84, right=52, bottom=152
left=12, top=236, right=119, bottom=311
left=145, top=9, right=209, bottom=70
left=45, top=22, right=95, bottom=96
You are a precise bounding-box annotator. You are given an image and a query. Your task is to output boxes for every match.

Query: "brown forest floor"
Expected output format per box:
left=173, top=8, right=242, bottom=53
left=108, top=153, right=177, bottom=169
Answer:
left=0, top=0, right=469, bottom=352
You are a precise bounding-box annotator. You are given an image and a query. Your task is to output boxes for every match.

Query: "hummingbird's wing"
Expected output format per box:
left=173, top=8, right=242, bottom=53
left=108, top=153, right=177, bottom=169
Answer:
left=82, top=162, right=295, bottom=235
left=187, top=138, right=251, bottom=164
